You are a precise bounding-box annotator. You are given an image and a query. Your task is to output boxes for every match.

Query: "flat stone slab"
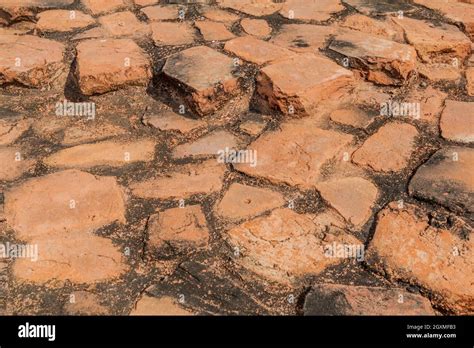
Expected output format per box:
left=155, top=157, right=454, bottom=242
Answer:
left=131, top=160, right=226, bottom=200
left=0, top=146, right=34, bottom=181
left=0, top=35, right=64, bottom=88
left=255, top=54, right=354, bottom=115
left=98, top=11, right=150, bottom=38
left=36, top=10, right=95, bottom=32
left=195, top=20, right=235, bottom=41
left=226, top=208, right=360, bottom=285
left=172, top=130, right=241, bottom=159
left=409, top=146, right=474, bottom=213
left=279, top=0, right=344, bottom=21
left=81, top=0, right=127, bottom=15
left=329, top=31, right=417, bottom=85
left=217, top=0, right=282, bottom=17
left=143, top=110, right=205, bottom=134
left=151, top=22, right=195, bottom=45
left=366, top=202, right=474, bottom=314
left=75, top=38, right=151, bottom=95
left=343, top=0, right=415, bottom=15
left=141, top=5, right=180, bottom=21
left=234, top=119, right=353, bottom=189
left=271, top=24, right=335, bottom=53
left=162, top=46, right=239, bottom=116
left=440, top=100, right=474, bottom=143
left=304, top=284, right=435, bottom=315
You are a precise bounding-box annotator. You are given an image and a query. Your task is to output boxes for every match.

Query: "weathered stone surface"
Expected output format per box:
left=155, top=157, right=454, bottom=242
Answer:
left=414, top=0, right=474, bottom=40
left=224, top=36, right=295, bottom=65
left=64, top=291, right=110, bottom=315
left=0, top=35, right=64, bottom=88
left=279, top=0, right=344, bottom=21
left=235, top=119, right=353, bottom=189
left=407, top=86, right=447, bottom=125
left=141, top=5, right=179, bottom=21
left=147, top=205, right=209, bottom=249
left=409, top=147, right=474, bottom=213
left=131, top=160, right=226, bottom=199
left=367, top=202, right=474, bottom=314
left=392, top=17, right=471, bottom=64
left=75, top=38, right=151, bottom=95
left=330, top=107, right=374, bottom=128
left=151, top=22, right=195, bottom=45
left=61, top=123, right=127, bottom=146
left=271, top=24, right=335, bottom=53
left=418, top=63, right=462, bottom=82
left=255, top=54, right=354, bottom=115
left=304, top=284, right=435, bottom=315
left=0, top=118, right=31, bottom=146
left=240, top=19, right=271, bottom=38
left=467, top=67, right=474, bottom=96
left=98, top=11, right=150, bottom=38
left=317, top=177, right=378, bottom=227
left=201, top=7, right=239, bottom=23
left=343, top=0, right=415, bottom=15
left=226, top=208, right=360, bottom=285
left=131, top=295, right=193, bottom=315
left=195, top=20, right=235, bottom=41
left=340, top=14, right=403, bottom=41
left=143, top=110, right=205, bottom=134
left=134, top=0, right=159, bottom=6
left=440, top=100, right=474, bottom=143
left=5, top=170, right=127, bottom=284
left=82, top=0, right=127, bottom=15
left=0, top=147, right=34, bottom=181
left=216, top=183, right=284, bottom=221
left=162, top=46, right=239, bottom=116
left=217, top=0, right=282, bottom=17
left=172, top=130, right=240, bottom=159
left=36, top=10, right=95, bottom=32
left=352, top=122, right=419, bottom=172
left=44, top=139, right=155, bottom=168
left=239, top=120, right=266, bottom=136
left=329, top=31, right=417, bottom=85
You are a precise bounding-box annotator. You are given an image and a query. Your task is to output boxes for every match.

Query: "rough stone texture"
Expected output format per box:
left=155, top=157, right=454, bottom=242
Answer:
left=418, top=63, right=462, bottom=82
left=406, top=86, right=447, bottom=125
left=131, top=295, right=193, bottom=315
left=240, top=18, right=271, bottom=38
left=98, top=11, right=150, bottom=38
left=151, top=22, right=195, bottom=45
left=143, top=110, right=205, bottom=134
left=141, top=5, right=179, bottom=21
left=255, top=54, right=354, bottom=116
left=217, top=0, right=282, bottom=17
left=343, top=0, right=415, bottom=15
left=64, top=291, right=110, bottom=315
left=316, top=177, right=378, bottom=227
left=44, top=139, right=155, bottom=168
left=467, top=67, right=474, bottom=96
left=172, top=130, right=240, bottom=159
left=131, top=160, right=226, bottom=199
left=0, top=147, right=34, bottom=181
left=279, top=0, right=344, bottom=21
left=215, top=183, right=284, bottom=221
left=75, top=38, right=151, bottom=95
left=392, top=17, right=471, bottom=64
left=352, top=122, right=419, bottom=173
left=224, top=36, right=296, bottom=65
left=0, top=118, right=31, bottom=146
left=36, top=10, right=95, bottom=32
left=226, top=208, right=360, bottom=285
left=5, top=170, right=127, bottom=284
left=329, top=31, right=417, bottom=85
left=271, top=24, right=335, bottom=53
left=440, top=100, right=474, bottom=143
left=340, top=14, right=403, bottom=41
left=201, top=7, right=240, bottom=23
left=61, top=123, right=127, bottom=146
left=81, top=0, right=127, bottom=15
left=409, top=146, right=474, bottom=213
left=235, top=119, right=353, bottom=189
left=304, top=284, right=435, bottom=315
left=0, top=35, right=64, bottom=88
left=366, top=202, right=474, bottom=314
left=147, top=205, right=209, bottom=250
left=239, top=120, right=266, bottom=136
left=330, top=107, right=374, bottom=128
left=194, top=21, right=233, bottom=41
left=162, top=46, right=239, bottom=116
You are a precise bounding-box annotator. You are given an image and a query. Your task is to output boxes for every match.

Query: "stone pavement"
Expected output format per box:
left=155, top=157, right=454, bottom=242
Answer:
left=0, top=0, right=472, bottom=316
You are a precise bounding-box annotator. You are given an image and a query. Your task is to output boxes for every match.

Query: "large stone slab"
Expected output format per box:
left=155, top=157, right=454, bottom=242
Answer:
left=279, top=0, right=344, bottom=21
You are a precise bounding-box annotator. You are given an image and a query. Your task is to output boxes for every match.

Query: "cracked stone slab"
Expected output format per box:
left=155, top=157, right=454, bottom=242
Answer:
left=271, top=24, right=336, bottom=53
left=409, top=146, right=474, bottom=214
left=366, top=202, right=473, bottom=314
left=172, top=130, right=241, bottom=159
left=162, top=46, right=240, bottom=116
left=343, top=0, right=416, bottom=15
left=279, top=0, right=345, bottom=21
